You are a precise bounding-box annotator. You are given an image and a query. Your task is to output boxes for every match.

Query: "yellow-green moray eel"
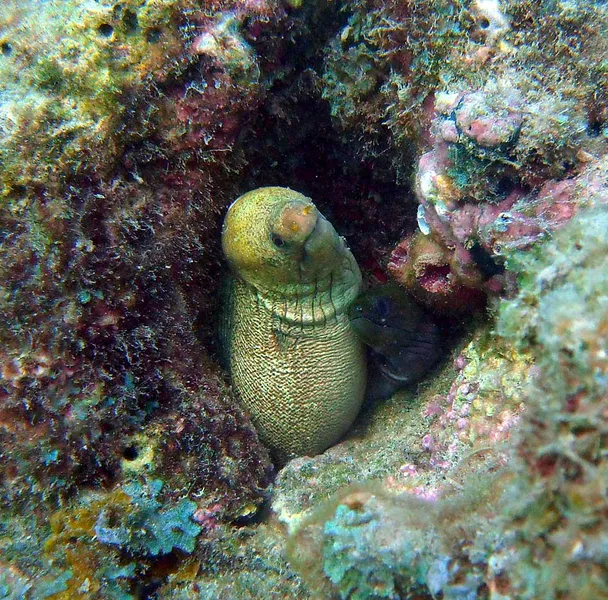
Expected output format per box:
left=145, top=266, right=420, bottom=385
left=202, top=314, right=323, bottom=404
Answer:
left=220, top=187, right=366, bottom=462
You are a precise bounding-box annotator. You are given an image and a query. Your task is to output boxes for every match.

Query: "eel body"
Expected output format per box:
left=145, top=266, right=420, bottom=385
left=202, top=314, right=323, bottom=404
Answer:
left=220, top=187, right=366, bottom=462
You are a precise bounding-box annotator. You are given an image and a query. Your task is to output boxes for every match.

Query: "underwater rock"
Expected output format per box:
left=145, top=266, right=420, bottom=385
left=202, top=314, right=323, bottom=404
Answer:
left=388, top=231, right=487, bottom=315
left=288, top=484, right=497, bottom=600
left=155, top=520, right=310, bottom=599
left=0, top=0, right=305, bottom=509
left=0, top=0, right=190, bottom=198
left=0, top=1, right=305, bottom=594
left=349, top=284, right=443, bottom=401
left=154, top=3, right=292, bottom=154
left=35, top=479, right=202, bottom=598
left=411, top=147, right=608, bottom=301
left=286, top=202, right=608, bottom=600
left=469, top=0, right=511, bottom=47
left=321, top=0, right=608, bottom=309
left=494, top=203, right=608, bottom=598
left=396, top=79, right=608, bottom=307
left=220, top=187, right=366, bottom=462
left=320, top=0, right=608, bottom=182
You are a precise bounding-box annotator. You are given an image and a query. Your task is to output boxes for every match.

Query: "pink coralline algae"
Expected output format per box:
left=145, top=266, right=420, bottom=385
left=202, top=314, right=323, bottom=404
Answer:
left=418, top=336, right=531, bottom=473
left=388, top=230, right=487, bottom=315
left=157, top=6, right=290, bottom=154
left=390, top=82, right=608, bottom=311
left=442, top=89, right=523, bottom=151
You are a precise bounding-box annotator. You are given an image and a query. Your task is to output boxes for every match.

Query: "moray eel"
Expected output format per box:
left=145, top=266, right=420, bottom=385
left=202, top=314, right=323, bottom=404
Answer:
left=349, top=284, right=442, bottom=402
left=220, top=187, right=366, bottom=463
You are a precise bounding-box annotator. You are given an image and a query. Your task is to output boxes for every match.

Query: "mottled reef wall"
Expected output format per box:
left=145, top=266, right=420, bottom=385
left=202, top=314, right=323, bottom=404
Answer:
left=0, top=1, right=606, bottom=599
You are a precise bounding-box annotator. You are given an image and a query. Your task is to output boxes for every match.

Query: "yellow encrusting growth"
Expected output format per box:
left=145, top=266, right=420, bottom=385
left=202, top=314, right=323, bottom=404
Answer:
left=0, top=0, right=194, bottom=202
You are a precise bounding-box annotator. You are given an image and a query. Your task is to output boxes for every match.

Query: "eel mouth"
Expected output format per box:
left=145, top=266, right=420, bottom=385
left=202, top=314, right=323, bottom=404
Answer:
left=273, top=200, right=319, bottom=245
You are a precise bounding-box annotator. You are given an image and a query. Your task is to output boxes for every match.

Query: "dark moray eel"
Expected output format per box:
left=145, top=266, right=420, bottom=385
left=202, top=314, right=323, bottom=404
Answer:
left=349, top=284, right=442, bottom=402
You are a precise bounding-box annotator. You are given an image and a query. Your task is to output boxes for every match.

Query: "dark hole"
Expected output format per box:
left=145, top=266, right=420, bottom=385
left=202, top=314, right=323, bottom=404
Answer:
left=1, top=42, right=12, bottom=56
left=98, top=23, right=114, bottom=38
left=11, top=184, right=27, bottom=198
left=478, top=17, right=490, bottom=29
left=146, top=28, right=162, bottom=43
left=587, top=118, right=603, bottom=137
left=421, top=264, right=451, bottom=283
left=271, top=233, right=285, bottom=248
left=122, top=445, right=139, bottom=461
left=123, top=9, right=138, bottom=34
left=495, top=176, right=515, bottom=197
left=100, top=421, right=115, bottom=434
left=469, top=242, right=505, bottom=279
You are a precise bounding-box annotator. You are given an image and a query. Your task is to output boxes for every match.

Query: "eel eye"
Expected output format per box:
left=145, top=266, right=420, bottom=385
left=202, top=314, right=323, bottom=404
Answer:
left=271, top=233, right=286, bottom=248
left=375, top=296, right=391, bottom=320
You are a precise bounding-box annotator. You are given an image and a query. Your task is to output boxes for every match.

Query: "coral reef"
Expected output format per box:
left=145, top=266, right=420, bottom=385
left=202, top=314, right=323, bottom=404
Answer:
left=1, top=0, right=606, bottom=597
left=321, top=0, right=608, bottom=313
left=321, top=0, right=470, bottom=176
left=36, top=480, right=201, bottom=599
left=35, top=481, right=309, bottom=599
left=0, top=0, right=313, bottom=510
left=321, top=0, right=607, bottom=175
left=0, top=563, right=32, bottom=599
left=393, top=94, right=608, bottom=309
left=156, top=521, right=310, bottom=599
left=0, top=0, right=191, bottom=198
left=290, top=484, right=502, bottom=600
left=288, top=203, right=608, bottom=599
left=93, top=479, right=201, bottom=556
left=420, top=333, right=531, bottom=475
left=387, top=231, right=486, bottom=315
